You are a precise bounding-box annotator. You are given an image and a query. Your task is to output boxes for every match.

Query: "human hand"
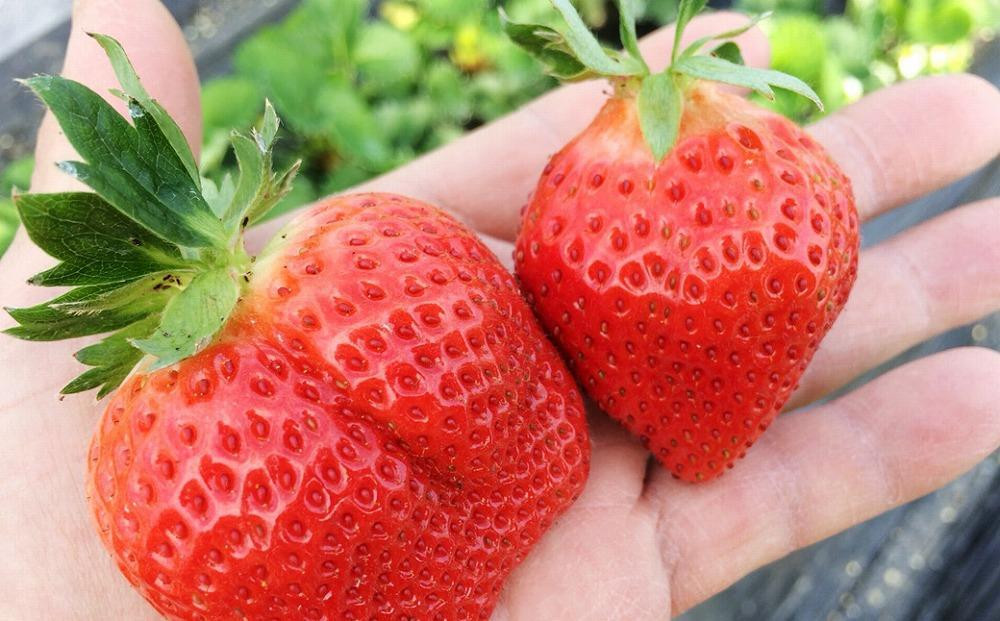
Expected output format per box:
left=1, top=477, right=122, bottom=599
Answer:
left=1, top=2, right=998, bottom=620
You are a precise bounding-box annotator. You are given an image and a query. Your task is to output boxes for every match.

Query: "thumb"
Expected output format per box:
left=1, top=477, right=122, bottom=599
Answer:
left=31, top=0, right=201, bottom=193
left=3, top=0, right=201, bottom=310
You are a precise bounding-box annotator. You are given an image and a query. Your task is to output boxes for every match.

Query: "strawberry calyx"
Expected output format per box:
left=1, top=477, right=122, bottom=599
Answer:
left=5, top=35, right=298, bottom=398
left=502, top=0, right=823, bottom=160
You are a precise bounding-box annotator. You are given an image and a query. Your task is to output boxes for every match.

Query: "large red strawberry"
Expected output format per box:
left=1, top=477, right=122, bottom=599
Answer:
left=7, top=36, right=588, bottom=619
left=506, top=0, right=858, bottom=482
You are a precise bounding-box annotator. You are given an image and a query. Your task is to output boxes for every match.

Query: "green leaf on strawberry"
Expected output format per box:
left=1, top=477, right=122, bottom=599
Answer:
left=672, top=55, right=823, bottom=109
left=499, top=9, right=592, bottom=81
left=13, top=192, right=187, bottom=285
left=672, top=0, right=709, bottom=62
left=637, top=71, right=683, bottom=161
left=612, top=0, right=647, bottom=70
left=65, top=315, right=161, bottom=398
left=90, top=33, right=202, bottom=187
left=21, top=75, right=224, bottom=248
left=709, top=41, right=745, bottom=65
left=504, top=0, right=822, bottom=160
left=225, top=101, right=301, bottom=229
left=6, top=34, right=298, bottom=397
left=130, top=267, right=241, bottom=369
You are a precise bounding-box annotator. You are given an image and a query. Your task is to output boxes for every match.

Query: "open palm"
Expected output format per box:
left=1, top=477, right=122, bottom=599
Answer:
left=2, top=2, right=999, bottom=619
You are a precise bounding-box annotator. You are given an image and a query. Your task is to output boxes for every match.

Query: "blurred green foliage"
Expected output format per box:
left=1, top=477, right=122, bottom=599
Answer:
left=0, top=0, right=997, bottom=253
left=0, top=156, right=33, bottom=255
left=749, top=0, right=1000, bottom=121
left=194, top=0, right=998, bottom=219
left=195, top=0, right=575, bottom=214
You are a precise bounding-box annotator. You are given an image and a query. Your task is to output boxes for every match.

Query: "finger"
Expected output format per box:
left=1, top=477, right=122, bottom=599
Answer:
left=809, top=74, right=1000, bottom=222
left=496, top=412, right=661, bottom=621
left=247, top=11, right=770, bottom=248
left=32, top=0, right=201, bottom=192
left=0, top=4, right=201, bottom=617
left=642, top=347, right=1000, bottom=614
left=3, top=0, right=201, bottom=309
left=789, top=197, right=1000, bottom=408
left=477, top=232, right=517, bottom=272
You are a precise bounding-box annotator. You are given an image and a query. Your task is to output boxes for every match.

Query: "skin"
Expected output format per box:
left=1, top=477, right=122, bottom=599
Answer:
left=0, top=1, right=998, bottom=619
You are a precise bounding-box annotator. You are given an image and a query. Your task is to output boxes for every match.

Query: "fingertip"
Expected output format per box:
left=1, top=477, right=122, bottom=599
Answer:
left=944, top=73, right=1000, bottom=144
left=934, top=346, right=1000, bottom=440
left=32, top=0, right=201, bottom=194
left=877, top=347, right=1000, bottom=487
left=899, top=73, right=1000, bottom=132
left=810, top=73, right=1000, bottom=221
left=842, top=346, right=1000, bottom=472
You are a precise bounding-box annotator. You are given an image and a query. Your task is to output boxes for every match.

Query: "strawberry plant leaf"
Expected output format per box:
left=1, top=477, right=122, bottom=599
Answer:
left=257, top=99, right=280, bottom=147
left=7, top=34, right=297, bottom=397
left=89, top=33, right=201, bottom=188
left=7, top=283, right=121, bottom=326
left=224, top=101, right=300, bottom=229
left=502, top=1, right=642, bottom=79
left=74, top=315, right=159, bottom=367
left=673, top=55, right=823, bottom=110
left=51, top=271, right=186, bottom=314
left=202, top=174, right=236, bottom=219
left=548, top=0, right=642, bottom=77
left=14, top=192, right=186, bottom=286
left=612, top=0, right=648, bottom=71
left=65, top=314, right=161, bottom=398
left=672, top=0, right=709, bottom=62
left=227, top=133, right=269, bottom=223
left=499, top=10, right=592, bottom=81
left=5, top=281, right=172, bottom=341
left=64, top=348, right=143, bottom=398
left=131, top=267, right=241, bottom=369
left=244, top=160, right=299, bottom=227
left=21, top=76, right=225, bottom=248
left=638, top=71, right=683, bottom=161
left=268, top=173, right=317, bottom=221
left=711, top=41, right=744, bottom=65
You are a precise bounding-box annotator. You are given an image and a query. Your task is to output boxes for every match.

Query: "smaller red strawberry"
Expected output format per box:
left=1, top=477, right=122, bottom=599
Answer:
left=505, top=0, right=860, bottom=481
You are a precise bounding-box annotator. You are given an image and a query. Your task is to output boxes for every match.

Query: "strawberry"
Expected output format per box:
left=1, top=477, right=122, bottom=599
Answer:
left=505, top=0, right=859, bottom=482
left=7, top=37, right=588, bottom=619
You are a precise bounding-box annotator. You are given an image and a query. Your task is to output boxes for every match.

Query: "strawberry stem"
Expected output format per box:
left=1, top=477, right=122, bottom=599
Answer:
left=502, top=0, right=823, bottom=160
